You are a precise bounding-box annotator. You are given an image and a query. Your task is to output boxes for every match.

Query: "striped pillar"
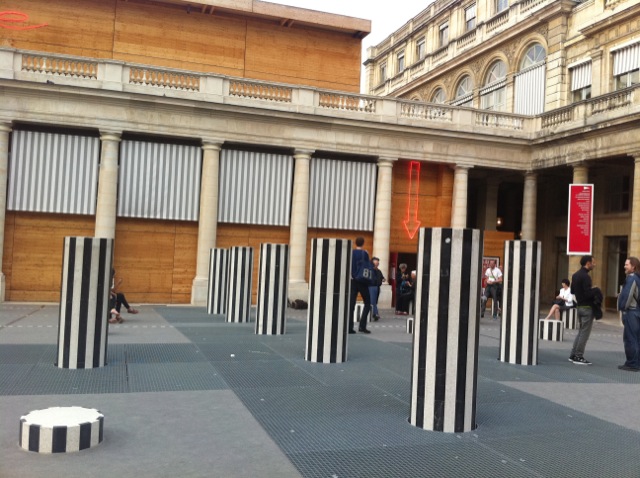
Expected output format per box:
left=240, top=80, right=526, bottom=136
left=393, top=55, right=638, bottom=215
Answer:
left=256, top=244, right=289, bottom=335
left=206, top=248, right=229, bottom=315
left=499, top=241, right=542, bottom=366
left=539, top=319, right=563, bottom=341
left=226, top=246, right=253, bottom=323
left=305, top=238, right=351, bottom=364
left=406, top=316, right=414, bottom=334
left=20, top=407, right=104, bottom=453
left=57, top=237, right=113, bottom=369
left=562, top=308, right=578, bottom=329
left=410, top=228, right=482, bottom=433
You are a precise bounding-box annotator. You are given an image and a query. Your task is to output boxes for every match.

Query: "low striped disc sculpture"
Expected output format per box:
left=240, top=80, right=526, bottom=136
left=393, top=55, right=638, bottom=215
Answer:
left=499, top=241, right=542, bottom=366
left=410, top=228, right=482, bottom=433
left=57, top=237, right=113, bottom=369
left=256, top=243, right=289, bottom=335
left=562, top=308, right=578, bottom=329
left=226, top=246, right=254, bottom=323
left=207, top=248, right=229, bottom=315
left=305, top=238, right=351, bottom=364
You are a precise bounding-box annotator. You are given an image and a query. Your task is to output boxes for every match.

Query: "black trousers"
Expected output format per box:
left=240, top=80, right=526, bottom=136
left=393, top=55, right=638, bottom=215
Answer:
left=349, top=280, right=371, bottom=331
left=110, top=292, right=130, bottom=313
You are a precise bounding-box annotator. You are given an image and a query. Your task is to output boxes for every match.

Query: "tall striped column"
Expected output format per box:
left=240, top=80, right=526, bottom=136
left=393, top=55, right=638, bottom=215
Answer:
left=499, top=240, right=542, bottom=366
left=256, top=244, right=289, bottom=335
left=305, top=239, right=351, bottom=364
left=57, top=237, right=113, bottom=369
left=410, top=228, right=482, bottom=433
left=206, top=248, right=229, bottom=315
left=226, top=246, right=253, bottom=323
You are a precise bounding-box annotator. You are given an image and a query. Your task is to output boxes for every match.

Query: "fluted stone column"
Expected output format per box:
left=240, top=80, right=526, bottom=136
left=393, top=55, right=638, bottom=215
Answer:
left=288, top=150, right=313, bottom=300
left=94, top=131, right=121, bottom=240
left=192, top=140, right=223, bottom=305
left=373, top=157, right=395, bottom=307
left=521, top=172, right=537, bottom=240
left=0, top=123, right=11, bottom=302
left=630, top=155, right=640, bottom=256
left=569, top=163, right=589, bottom=274
left=451, top=165, right=470, bottom=228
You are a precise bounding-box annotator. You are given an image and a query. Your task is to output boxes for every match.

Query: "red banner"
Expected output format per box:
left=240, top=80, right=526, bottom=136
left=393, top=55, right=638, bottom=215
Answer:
left=567, top=184, right=593, bottom=255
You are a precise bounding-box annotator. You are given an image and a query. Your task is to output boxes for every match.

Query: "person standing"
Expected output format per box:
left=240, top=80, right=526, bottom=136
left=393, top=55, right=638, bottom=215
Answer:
left=617, top=257, right=640, bottom=372
left=349, top=237, right=372, bottom=334
left=569, top=255, right=597, bottom=365
left=395, top=263, right=409, bottom=315
left=369, top=257, right=385, bottom=321
left=481, top=260, right=502, bottom=319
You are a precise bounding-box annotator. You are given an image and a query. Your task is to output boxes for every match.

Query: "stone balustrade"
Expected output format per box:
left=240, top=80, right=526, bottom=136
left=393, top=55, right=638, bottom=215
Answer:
left=400, top=101, right=453, bottom=122
left=318, top=92, right=377, bottom=113
left=456, top=30, right=476, bottom=50
left=21, top=53, right=97, bottom=79
left=229, top=80, right=292, bottom=102
left=540, top=106, right=574, bottom=129
left=129, top=67, right=200, bottom=91
left=486, top=10, right=510, bottom=33
left=475, top=112, right=524, bottom=131
left=589, top=87, right=635, bottom=115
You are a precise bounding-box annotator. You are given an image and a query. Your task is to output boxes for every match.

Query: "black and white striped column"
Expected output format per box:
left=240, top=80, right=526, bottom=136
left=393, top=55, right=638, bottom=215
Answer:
left=539, top=319, right=563, bottom=341
left=207, top=248, right=229, bottom=315
left=305, top=238, right=351, bottom=364
left=57, top=237, right=113, bottom=369
left=410, top=228, right=482, bottom=433
left=499, top=241, right=542, bottom=366
left=256, top=243, right=289, bottom=335
left=20, top=407, right=104, bottom=453
left=226, top=246, right=254, bottom=323
left=562, top=308, right=577, bottom=329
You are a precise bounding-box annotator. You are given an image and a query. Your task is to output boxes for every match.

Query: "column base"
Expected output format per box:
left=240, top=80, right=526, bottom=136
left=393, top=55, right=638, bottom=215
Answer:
left=0, top=273, right=5, bottom=302
left=377, top=284, right=392, bottom=309
left=288, top=281, right=309, bottom=301
left=191, top=276, right=209, bottom=306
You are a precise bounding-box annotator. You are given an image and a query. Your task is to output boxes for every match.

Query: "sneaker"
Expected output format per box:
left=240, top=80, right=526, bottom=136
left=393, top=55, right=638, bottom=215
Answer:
left=348, top=330, right=356, bottom=334
left=572, top=356, right=592, bottom=365
left=618, top=365, right=640, bottom=372
left=568, top=355, right=576, bottom=363
left=358, top=329, right=371, bottom=334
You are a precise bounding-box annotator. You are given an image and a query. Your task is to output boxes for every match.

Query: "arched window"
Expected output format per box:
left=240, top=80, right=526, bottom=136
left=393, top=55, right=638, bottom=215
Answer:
left=431, top=88, right=445, bottom=104
left=514, top=43, right=547, bottom=114
left=452, top=75, right=473, bottom=107
left=481, top=60, right=507, bottom=111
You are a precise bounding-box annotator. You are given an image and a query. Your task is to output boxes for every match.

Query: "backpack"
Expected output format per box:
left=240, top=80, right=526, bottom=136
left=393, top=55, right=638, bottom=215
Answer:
left=354, top=259, right=375, bottom=285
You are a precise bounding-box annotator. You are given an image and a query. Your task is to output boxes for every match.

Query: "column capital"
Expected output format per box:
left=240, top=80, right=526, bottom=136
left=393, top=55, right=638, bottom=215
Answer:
left=293, top=149, right=314, bottom=160
left=377, top=157, right=396, bottom=167
left=202, top=140, right=223, bottom=151
left=450, top=163, right=473, bottom=171
left=524, top=171, right=537, bottom=179
left=99, top=130, right=122, bottom=142
left=0, top=123, right=12, bottom=134
left=628, top=152, right=640, bottom=162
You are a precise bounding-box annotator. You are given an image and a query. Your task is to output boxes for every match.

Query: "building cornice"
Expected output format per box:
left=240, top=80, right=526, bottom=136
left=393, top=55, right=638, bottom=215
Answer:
left=579, top=2, right=640, bottom=36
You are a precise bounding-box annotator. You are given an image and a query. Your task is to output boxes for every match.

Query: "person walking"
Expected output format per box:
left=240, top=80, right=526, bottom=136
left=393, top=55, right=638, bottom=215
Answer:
left=349, top=237, right=372, bottom=334
left=617, top=257, right=640, bottom=372
left=481, top=260, right=502, bottom=319
left=569, top=255, right=597, bottom=365
left=369, top=257, right=385, bottom=321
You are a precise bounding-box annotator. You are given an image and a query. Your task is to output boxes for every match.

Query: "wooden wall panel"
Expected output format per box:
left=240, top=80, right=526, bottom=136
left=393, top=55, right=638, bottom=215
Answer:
left=483, top=231, right=515, bottom=266
left=113, top=218, right=198, bottom=304
left=390, top=162, right=454, bottom=253
left=1, top=0, right=362, bottom=91
left=3, top=212, right=95, bottom=302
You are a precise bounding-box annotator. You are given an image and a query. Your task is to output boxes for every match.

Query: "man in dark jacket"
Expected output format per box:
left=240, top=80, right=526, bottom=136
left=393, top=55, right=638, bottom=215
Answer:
left=617, top=257, right=640, bottom=372
left=569, top=255, right=596, bottom=365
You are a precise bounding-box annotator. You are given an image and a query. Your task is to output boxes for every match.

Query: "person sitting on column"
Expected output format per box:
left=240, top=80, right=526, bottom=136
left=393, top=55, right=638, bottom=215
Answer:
left=109, top=268, right=138, bottom=324
left=349, top=237, right=372, bottom=334
left=369, top=257, right=385, bottom=321
left=481, top=260, right=503, bottom=319
left=395, top=263, right=410, bottom=315
left=542, top=279, right=574, bottom=321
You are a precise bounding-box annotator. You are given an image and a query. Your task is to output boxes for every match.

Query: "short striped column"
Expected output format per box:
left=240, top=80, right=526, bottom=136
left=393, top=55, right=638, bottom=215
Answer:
left=410, top=228, right=482, bottom=433
left=226, top=247, right=254, bottom=323
left=499, top=241, right=542, bottom=366
left=562, top=308, right=578, bottom=329
left=207, top=248, right=229, bottom=315
left=406, top=316, right=414, bottom=334
left=57, top=237, right=113, bottom=369
left=305, top=238, right=351, bottom=364
left=20, top=407, right=104, bottom=453
left=539, top=319, right=563, bottom=341
left=256, top=244, right=289, bottom=335
left=354, top=303, right=370, bottom=324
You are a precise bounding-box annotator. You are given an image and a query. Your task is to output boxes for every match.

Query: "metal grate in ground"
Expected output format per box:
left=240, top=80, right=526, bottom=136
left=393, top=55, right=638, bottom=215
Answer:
left=127, top=362, right=228, bottom=393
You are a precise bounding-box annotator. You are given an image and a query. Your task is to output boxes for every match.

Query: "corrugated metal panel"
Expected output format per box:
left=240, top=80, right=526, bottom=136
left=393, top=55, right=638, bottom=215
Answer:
left=514, top=63, right=546, bottom=115
left=218, top=150, right=293, bottom=226
left=118, top=140, right=201, bottom=221
left=570, top=61, right=592, bottom=91
left=8, top=130, right=99, bottom=215
left=613, top=42, right=640, bottom=76
left=308, top=158, right=376, bottom=231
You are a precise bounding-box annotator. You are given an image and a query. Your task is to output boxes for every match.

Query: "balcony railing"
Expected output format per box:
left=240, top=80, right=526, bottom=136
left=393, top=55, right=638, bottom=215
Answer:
left=486, top=10, right=509, bottom=33
left=130, top=67, right=200, bottom=91
left=399, top=101, right=453, bottom=122
left=21, top=53, right=97, bottom=79
left=318, top=92, right=377, bottom=113
left=229, top=80, right=292, bottom=102
left=475, top=112, right=524, bottom=130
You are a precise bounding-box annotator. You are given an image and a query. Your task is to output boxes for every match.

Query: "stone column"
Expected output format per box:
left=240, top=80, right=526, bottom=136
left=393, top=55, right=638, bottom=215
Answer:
left=94, top=131, right=121, bottom=240
left=451, top=165, right=470, bottom=228
left=373, top=157, right=395, bottom=307
left=288, top=150, right=313, bottom=300
left=521, top=172, right=537, bottom=240
left=192, top=140, right=223, bottom=305
left=569, top=163, right=589, bottom=274
left=483, top=177, right=500, bottom=231
left=0, top=123, right=11, bottom=302
left=631, top=155, right=640, bottom=257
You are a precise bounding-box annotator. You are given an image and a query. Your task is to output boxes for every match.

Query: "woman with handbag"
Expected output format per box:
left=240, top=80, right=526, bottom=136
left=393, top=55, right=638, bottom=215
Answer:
left=542, top=279, right=574, bottom=321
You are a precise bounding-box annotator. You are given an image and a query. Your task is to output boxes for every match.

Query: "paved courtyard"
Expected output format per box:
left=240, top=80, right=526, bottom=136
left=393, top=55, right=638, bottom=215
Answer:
left=1, top=303, right=639, bottom=478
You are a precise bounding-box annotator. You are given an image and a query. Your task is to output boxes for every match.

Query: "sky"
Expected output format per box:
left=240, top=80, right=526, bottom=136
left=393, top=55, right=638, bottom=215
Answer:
left=268, top=0, right=435, bottom=91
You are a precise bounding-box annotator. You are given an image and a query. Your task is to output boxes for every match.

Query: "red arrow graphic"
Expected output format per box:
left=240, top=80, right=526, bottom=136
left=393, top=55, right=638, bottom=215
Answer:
left=403, top=161, right=421, bottom=239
